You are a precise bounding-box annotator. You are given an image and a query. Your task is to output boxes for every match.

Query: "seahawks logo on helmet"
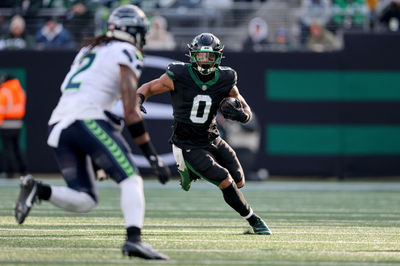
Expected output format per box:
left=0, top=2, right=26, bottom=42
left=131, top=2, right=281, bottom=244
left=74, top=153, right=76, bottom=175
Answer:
left=106, top=5, right=149, bottom=49
left=188, top=33, right=224, bottom=75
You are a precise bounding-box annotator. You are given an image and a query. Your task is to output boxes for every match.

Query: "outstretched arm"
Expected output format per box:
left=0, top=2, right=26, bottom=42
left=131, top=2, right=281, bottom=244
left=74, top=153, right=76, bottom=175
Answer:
left=137, top=73, right=174, bottom=104
left=120, top=65, right=170, bottom=184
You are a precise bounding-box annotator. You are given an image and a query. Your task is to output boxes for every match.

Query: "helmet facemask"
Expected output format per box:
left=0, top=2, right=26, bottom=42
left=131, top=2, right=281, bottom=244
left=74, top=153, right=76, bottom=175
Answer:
left=190, top=50, right=222, bottom=75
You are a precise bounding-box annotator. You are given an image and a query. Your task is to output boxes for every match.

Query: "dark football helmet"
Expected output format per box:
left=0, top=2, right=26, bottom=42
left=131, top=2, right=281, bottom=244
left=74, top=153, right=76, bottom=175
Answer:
left=188, top=33, right=224, bottom=75
left=106, top=5, right=149, bottom=49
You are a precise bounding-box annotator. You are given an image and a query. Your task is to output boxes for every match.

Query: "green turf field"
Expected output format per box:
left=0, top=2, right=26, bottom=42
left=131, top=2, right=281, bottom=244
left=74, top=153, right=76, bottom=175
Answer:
left=1, top=177, right=400, bottom=265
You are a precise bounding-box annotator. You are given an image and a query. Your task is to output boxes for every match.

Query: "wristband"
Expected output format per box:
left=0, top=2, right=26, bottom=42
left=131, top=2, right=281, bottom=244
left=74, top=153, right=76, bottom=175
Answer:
left=127, top=120, right=147, bottom=138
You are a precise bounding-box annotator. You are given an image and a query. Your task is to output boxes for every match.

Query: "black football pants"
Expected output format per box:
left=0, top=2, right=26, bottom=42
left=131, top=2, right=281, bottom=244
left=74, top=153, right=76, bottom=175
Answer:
left=0, top=128, right=27, bottom=178
left=182, top=137, right=244, bottom=186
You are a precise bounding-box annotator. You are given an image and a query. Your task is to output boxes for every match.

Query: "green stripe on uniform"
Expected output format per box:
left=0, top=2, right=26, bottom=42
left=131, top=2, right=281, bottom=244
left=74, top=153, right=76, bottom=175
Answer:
left=266, top=70, right=400, bottom=101
left=166, top=70, right=175, bottom=80
left=84, top=120, right=136, bottom=177
left=185, top=160, right=220, bottom=186
left=266, top=124, right=400, bottom=155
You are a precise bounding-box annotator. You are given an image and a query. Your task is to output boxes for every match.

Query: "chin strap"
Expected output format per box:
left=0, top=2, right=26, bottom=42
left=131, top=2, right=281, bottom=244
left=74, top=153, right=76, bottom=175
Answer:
left=106, top=30, right=135, bottom=44
left=197, top=65, right=216, bottom=75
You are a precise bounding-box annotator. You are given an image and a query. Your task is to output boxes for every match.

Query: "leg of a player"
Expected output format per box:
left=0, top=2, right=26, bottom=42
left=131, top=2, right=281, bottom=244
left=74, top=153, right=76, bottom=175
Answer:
left=219, top=175, right=271, bottom=235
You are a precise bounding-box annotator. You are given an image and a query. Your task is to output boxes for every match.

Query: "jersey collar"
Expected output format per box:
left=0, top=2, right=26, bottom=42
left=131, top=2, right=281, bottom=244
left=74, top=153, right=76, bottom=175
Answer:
left=187, top=65, right=220, bottom=91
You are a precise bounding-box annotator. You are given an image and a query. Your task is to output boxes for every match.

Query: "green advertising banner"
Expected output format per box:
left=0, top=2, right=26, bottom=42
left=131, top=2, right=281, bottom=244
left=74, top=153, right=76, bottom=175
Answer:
left=266, top=70, right=400, bottom=101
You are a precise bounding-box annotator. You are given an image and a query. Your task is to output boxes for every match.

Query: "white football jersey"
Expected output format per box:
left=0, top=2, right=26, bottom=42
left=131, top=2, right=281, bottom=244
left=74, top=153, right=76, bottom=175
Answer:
left=48, top=41, right=143, bottom=125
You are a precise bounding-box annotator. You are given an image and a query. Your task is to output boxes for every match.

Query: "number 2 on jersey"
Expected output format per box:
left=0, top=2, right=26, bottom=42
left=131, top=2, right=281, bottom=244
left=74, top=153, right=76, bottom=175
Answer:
left=190, top=95, right=212, bottom=124
left=65, top=53, right=96, bottom=90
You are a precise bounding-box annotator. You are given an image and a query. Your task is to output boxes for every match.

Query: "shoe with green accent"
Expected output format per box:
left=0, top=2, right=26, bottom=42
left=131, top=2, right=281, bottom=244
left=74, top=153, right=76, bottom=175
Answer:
left=179, top=170, right=192, bottom=191
left=252, top=217, right=272, bottom=235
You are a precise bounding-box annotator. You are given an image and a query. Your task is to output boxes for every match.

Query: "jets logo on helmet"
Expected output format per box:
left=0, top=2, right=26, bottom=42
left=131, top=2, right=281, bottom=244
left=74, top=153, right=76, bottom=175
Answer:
left=188, top=33, right=224, bottom=75
left=106, top=5, right=149, bottom=49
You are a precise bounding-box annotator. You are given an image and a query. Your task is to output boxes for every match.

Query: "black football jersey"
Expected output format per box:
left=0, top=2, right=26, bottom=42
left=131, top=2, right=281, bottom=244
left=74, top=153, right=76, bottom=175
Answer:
left=166, top=62, right=237, bottom=148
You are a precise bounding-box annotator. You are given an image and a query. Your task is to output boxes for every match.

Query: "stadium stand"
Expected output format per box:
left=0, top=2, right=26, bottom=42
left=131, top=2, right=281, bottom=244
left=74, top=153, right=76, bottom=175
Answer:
left=0, top=0, right=397, bottom=51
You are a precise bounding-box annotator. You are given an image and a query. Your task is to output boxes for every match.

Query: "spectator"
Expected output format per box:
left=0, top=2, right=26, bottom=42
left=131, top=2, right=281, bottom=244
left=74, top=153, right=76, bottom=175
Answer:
left=269, top=27, right=293, bottom=52
left=242, top=17, right=269, bottom=52
left=306, top=22, right=341, bottom=52
left=379, top=0, right=400, bottom=31
left=0, top=15, right=33, bottom=50
left=63, top=0, right=97, bottom=43
left=35, top=17, right=74, bottom=50
left=331, top=0, right=369, bottom=31
left=14, top=0, right=66, bottom=33
left=0, top=74, right=27, bottom=179
left=0, top=15, right=8, bottom=36
left=299, top=0, right=332, bottom=44
left=145, top=15, right=176, bottom=51
left=367, top=0, right=380, bottom=29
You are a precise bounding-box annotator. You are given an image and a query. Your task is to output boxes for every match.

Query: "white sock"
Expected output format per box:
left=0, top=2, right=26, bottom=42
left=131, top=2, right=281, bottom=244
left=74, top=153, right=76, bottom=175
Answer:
left=119, top=176, right=145, bottom=228
left=49, top=186, right=96, bottom=213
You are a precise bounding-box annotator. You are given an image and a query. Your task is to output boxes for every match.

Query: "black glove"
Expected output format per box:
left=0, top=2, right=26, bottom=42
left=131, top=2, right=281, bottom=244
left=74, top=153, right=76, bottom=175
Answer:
left=138, top=93, right=147, bottom=114
left=149, top=156, right=171, bottom=184
left=220, top=98, right=249, bottom=123
left=140, top=104, right=147, bottom=114
left=139, top=142, right=170, bottom=184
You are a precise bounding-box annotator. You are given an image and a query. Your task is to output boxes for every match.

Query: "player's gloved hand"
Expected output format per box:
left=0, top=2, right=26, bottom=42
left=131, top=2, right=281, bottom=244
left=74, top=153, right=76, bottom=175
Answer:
left=149, top=156, right=171, bottom=184
left=137, top=93, right=147, bottom=114
left=140, top=104, right=147, bottom=114
left=220, top=99, right=249, bottom=123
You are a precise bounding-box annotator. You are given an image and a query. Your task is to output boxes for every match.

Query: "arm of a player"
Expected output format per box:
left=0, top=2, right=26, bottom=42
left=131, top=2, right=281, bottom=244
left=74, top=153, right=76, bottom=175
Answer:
left=228, top=86, right=252, bottom=122
left=137, top=73, right=174, bottom=103
left=120, top=65, right=171, bottom=184
left=120, top=64, right=150, bottom=144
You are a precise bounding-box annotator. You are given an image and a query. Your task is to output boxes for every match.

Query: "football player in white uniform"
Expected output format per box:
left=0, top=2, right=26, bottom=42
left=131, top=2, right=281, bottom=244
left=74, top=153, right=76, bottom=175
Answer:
left=14, top=5, right=170, bottom=260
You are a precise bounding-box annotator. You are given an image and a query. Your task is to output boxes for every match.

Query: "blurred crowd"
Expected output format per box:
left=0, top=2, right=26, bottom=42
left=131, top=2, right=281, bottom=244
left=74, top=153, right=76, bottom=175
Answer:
left=0, top=0, right=399, bottom=52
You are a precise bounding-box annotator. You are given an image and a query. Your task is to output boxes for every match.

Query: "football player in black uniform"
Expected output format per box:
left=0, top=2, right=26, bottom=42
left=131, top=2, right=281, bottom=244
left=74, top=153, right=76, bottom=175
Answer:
left=137, top=33, right=271, bottom=234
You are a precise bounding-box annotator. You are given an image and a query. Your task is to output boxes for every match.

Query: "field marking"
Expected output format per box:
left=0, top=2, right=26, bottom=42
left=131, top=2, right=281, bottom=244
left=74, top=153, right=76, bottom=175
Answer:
left=2, top=220, right=400, bottom=228
left=0, top=258, right=396, bottom=266
left=2, top=209, right=400, bottom=218
left=3, top=179, right=400, bottom=192
left=1, top=228, right=400, bottom=237
left=1, top=228, right=399, bottom=236
left=2, top=247, right=400, bottom=254
left=0, top=236, right=398, bottom=245
left=2, top=219, right=399, bottom=225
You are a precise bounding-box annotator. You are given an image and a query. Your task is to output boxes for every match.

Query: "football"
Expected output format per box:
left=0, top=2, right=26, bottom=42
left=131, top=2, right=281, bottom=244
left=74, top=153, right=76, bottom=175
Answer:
left=219, top=97, right=240, bottom=112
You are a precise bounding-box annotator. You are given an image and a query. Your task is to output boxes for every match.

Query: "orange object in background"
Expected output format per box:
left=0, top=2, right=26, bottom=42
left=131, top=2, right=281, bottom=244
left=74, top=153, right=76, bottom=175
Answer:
left=0, top=78, right=26, bottom=120
left=0, top=91, right=6, bottom=125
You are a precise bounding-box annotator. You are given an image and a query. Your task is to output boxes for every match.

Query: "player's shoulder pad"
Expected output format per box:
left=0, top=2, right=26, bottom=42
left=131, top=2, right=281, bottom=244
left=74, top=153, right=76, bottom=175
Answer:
left=166, top=61, right=186, bottom=80
left=112, top=41, right=144, bottom=63
left=219, top=66, right=237, bottom=86
left=109, top=41, right=144, bottom=78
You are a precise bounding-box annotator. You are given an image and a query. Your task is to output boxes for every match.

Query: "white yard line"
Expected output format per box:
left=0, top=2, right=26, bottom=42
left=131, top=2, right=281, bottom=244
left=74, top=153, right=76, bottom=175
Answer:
left=0, top=236, right=398, bottom=244
left=2, top=179, right=400, bottom=191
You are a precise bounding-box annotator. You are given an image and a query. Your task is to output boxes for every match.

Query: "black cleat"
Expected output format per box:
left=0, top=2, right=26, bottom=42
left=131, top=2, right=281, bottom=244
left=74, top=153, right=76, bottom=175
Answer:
left=122, top=240, right=169, bottom=260
left=14, top=175, right=39, bottom=225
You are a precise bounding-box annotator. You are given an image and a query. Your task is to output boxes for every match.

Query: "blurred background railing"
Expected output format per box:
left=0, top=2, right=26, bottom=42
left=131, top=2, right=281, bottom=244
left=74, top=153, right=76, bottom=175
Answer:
left=0, top=0, right=398, bottom=52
